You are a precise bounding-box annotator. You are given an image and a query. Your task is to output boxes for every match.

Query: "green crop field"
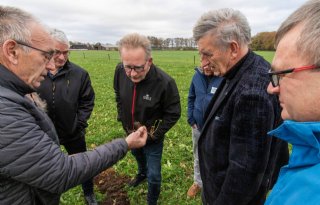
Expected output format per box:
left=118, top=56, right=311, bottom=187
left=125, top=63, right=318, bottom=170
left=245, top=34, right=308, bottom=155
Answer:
left=60, top=50, right=275, bottom=205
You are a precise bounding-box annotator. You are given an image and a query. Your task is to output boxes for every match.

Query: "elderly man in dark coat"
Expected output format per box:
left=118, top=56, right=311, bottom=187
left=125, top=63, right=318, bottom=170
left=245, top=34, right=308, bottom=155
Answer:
left=193, top=8, right=289, bottom=205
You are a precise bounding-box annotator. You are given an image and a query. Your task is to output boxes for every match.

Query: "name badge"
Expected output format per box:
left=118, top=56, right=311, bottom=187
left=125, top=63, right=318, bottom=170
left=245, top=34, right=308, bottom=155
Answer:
left=211, top=87, right=217, bottom=94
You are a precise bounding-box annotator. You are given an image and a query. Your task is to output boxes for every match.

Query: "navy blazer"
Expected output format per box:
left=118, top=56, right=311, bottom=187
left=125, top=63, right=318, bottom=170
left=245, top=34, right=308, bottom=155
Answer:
left=199, top=51, right=288, bottom=205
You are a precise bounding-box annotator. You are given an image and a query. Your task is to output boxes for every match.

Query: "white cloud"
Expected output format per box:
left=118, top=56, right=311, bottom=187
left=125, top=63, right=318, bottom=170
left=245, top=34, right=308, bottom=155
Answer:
left=1, top=0, right=306, bottom=44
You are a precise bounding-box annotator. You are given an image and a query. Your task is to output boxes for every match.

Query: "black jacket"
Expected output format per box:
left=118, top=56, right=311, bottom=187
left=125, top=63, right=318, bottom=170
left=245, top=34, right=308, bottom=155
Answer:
left=0, top=64, right=128, bottom=205
left=37, top=60, right=95, bottom=144
left=113, top=63, right=181, bottom=143
left=199, top=51, right=289, bottom=205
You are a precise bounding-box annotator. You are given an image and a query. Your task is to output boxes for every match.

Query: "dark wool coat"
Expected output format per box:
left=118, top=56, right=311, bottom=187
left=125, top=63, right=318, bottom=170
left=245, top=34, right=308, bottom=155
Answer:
left=199, top=51, right=289, bottom=205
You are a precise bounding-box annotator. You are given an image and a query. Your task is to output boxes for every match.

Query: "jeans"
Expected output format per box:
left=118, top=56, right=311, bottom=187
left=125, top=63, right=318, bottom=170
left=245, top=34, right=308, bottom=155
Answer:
left=192, top=127, right=202, bottom=187
left=131, top=140, right=164, bottom=205
left=63, top=137, right=94, bottom=196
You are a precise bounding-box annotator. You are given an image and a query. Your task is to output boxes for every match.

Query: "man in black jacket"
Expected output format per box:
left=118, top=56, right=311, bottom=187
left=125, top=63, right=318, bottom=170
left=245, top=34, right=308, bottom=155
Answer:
left=0, top=6, right=147, bottom=205
left=37, top=29, right=97, bottom=205
left=192, top=9, right=289, bottom=205
left=113, top=33, right=181, bottom=205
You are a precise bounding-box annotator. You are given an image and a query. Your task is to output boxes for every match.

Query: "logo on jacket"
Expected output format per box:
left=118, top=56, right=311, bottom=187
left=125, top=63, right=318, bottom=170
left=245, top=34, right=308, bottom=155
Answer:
left=211, top=87, right=217, bottom=94
left=143, top=94, right=152, bottom=101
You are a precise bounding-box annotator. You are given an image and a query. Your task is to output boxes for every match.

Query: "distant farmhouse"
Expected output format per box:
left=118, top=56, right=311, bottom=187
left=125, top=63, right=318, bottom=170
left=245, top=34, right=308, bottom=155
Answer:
left=70, top=44, right=88, bottom=50
left=93, top=43, right=118, bottom=51
left=69, top=43, right=118, bottom=51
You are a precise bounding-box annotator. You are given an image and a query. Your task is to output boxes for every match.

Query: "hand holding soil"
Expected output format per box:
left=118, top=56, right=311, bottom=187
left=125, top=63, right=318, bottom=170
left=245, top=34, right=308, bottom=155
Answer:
left=125, top=126, right=147, bottom=149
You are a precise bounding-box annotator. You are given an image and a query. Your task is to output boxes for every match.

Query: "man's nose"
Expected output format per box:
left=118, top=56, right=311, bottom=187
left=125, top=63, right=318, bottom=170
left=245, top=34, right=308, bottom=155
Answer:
left=200, top=59, right=210, bottom=69
left=129, top=68, right=138, bottom=76
left=267, top=82, right=280, bottom=95
left=46, top=57, right=55, bottom=70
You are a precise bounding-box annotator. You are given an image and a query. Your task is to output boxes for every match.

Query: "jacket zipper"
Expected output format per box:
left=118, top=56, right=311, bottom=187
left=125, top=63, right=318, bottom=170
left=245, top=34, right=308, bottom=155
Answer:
left=131, top=83, right=137, bottom=130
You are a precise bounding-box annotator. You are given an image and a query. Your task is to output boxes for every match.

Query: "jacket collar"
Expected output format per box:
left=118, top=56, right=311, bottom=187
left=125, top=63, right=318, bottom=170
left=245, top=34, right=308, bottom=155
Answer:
left=0, top=64, right=34, bottom=96
left=223, top=50, right=250, bottom=80
left=48, top=60, right=71, bottom=78
left=201, top=50, right=255, bottom=129
left=138, top=63, right=156, bottom=83
left=269, top=120, right=320, bottom=167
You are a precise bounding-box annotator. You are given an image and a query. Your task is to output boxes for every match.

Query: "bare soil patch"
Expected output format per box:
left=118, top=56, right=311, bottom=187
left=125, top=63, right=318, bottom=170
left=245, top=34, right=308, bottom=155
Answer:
left=94, top=168, right=131, bottom=205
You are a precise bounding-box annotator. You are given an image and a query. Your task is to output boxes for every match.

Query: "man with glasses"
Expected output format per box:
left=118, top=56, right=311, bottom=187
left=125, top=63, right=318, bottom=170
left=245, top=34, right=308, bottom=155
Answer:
left=113, top=33, right=181, bottom=205
left=193, top=8, right=289, bottom=205
left=266, top=0, right=320, bottom=204
left=0, top=6, right=147, bottom=205
left=37, top=28, right=97, bottom=205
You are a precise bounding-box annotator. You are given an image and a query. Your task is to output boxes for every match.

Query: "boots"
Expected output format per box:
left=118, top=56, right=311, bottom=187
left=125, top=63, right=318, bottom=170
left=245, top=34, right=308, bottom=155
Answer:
left=147, top=183, right=161, bottom=205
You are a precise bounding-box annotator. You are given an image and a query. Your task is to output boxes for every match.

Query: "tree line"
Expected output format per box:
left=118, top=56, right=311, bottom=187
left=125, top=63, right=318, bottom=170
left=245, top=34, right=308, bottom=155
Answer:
left=70, top=32, right=276, bottom=51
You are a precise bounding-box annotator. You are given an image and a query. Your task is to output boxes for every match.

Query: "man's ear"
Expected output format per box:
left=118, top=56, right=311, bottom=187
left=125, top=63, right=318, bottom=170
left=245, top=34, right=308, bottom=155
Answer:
left=2, top=40, right=20, bottom=65
left=229, top=41, right=240, bottom=60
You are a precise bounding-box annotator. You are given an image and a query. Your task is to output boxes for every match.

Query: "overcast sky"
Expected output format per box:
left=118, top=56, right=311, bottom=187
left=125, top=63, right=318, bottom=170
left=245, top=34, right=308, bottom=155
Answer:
left=2, top=0, right=305, bottom=44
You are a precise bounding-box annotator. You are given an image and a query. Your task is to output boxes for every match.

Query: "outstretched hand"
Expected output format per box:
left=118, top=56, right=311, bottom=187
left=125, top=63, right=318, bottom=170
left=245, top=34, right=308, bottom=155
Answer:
left=125, top=126, right=147, bottom=149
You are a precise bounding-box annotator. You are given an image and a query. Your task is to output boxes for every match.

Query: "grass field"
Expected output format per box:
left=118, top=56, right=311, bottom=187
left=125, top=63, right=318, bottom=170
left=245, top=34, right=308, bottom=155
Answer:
left=60, top=50, right=275, bottom=205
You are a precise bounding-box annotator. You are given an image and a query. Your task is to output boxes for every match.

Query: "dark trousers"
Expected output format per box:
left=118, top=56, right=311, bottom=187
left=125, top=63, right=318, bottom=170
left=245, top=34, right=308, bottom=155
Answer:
left=63, top=137, right=94, bottom=196
left=131, top=140, right=164, bottom=205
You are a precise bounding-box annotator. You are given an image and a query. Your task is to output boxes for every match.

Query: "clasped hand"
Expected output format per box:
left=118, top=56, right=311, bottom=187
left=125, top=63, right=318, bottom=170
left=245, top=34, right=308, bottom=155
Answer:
left=125, top=126, right=147, bottom=149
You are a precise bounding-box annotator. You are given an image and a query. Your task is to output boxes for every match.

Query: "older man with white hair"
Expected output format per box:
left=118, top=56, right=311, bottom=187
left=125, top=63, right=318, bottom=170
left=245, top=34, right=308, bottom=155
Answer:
left=0, top=6, right=147, bottom=205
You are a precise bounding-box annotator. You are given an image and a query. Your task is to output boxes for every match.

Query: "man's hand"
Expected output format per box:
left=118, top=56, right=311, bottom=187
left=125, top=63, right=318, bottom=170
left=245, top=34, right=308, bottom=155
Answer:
left=125, top=126, right=147, bottom=149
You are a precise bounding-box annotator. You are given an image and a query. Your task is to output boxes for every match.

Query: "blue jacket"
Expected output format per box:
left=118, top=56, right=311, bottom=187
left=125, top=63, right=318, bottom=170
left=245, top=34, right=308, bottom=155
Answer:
left=265, top=120, right=320, bottom=205
left=187, top=67, right=222, bottom=131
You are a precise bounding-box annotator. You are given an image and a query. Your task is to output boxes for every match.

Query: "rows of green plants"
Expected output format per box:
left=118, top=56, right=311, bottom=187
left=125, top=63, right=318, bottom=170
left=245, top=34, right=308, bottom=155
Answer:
left=60, top=50, right=275, bottom=205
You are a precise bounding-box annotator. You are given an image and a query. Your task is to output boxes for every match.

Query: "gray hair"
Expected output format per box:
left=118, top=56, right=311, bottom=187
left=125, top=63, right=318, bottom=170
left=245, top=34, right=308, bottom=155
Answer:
left=0, top=6, right=40, bottom=46
left=118, top=33, right=152, bottom=60
left=193, top=8, right=251, bottom=50
left=275, top=0, right=320, bottom=66
left=50, top=28, right=70, bottom=48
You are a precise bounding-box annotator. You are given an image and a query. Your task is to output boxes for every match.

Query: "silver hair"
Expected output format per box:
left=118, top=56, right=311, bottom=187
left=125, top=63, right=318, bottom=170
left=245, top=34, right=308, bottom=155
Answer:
left=0, top=6, right=39, bottom=47
left=275, top=0, right=320, bottom=66
left=118, top=33, right=152, bottom=60
left=193, top=8, right=251, bottom=50
left=50, top=28, right=70, bottom=48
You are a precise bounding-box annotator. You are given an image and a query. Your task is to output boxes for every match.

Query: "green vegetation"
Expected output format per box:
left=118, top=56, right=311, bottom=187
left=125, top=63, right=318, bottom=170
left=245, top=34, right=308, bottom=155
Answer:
left=60, top=50, right=275, bottom=205
left=251, top=32, right=276, bottom=51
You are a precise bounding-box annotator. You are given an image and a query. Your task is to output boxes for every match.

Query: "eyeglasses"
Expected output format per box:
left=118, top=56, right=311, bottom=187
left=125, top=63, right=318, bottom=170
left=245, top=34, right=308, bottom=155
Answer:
left=268, top=65, right=319, bottom=87
left=15, top=40, right=55, bottom=61
left=55, top=49, right=69, bottom=57
left=122, top=62, right=147, bottom=73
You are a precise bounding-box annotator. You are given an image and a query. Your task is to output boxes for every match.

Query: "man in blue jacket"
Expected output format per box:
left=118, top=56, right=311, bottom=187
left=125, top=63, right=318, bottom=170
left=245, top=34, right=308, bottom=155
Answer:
left=193, top=8, right=289, bottom=205
left=187, top=66, right=222, bottom=197
left=266, top=0, right=320, bottom=204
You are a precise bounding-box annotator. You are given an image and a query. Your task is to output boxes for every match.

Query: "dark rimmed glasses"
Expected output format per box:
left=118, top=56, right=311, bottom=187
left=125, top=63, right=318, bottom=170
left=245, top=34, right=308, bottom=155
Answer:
left=122, top=62, right=147, bottom=73
left=268, top=65, right=319, bottom=87
left=15, top=40, right=55, bottom=61
left=55, top=49, right=69, bottom=57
